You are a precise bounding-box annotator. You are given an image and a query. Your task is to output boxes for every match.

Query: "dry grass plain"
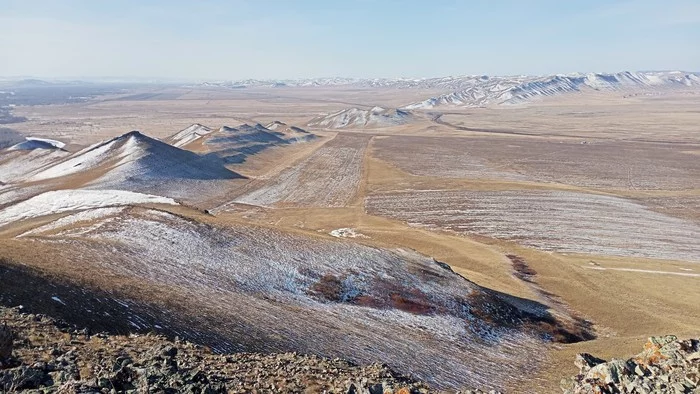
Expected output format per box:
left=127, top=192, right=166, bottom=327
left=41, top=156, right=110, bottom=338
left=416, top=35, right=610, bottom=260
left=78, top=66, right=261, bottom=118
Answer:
left=2, top=86, right=700, bottom=392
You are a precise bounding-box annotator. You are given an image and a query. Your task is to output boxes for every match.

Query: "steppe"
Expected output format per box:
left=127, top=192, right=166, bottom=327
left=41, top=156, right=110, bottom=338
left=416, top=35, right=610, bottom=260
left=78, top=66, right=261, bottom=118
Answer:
left=1, top=79, right=699, bottom=392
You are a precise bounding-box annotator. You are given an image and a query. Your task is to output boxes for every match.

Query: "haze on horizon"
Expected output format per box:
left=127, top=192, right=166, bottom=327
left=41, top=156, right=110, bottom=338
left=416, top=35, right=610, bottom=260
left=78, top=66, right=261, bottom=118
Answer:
left=1, top=0, right=699, bottom=81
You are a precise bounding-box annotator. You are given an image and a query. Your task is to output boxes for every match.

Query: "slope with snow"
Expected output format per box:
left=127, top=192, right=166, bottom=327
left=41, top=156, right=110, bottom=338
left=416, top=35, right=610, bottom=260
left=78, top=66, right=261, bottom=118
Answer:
left=0, top=189, right=176, bottom=227
left=8, top=137, right=66, bottom=150
left=0, top=137, right=70, bottom=184
left=165, top=124, right=214, bottom=148
left=21, top=131, right=242, bottom=201
left=166, top=122, right=317, bottom=164
left=366, top=189, right=700, bottom=262
left=15, top=206, right=585, bottom=390
left=308, top=107, right=414, bottom=129
left=404, top=71, right=700, bottom=109
left=265, top=121, right=315, bottom=142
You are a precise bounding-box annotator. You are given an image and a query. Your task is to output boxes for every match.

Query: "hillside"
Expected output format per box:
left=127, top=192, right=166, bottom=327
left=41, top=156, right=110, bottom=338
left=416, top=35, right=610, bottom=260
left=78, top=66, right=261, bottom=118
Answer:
left=308, top=107, right=414, bottom=129
left=167, top=122, right=316, bottom=164
left=403, top=71, right=700, bottom=109
left=28, top=131, right=241, bottom=184
left=0, top=201, right=592, bottom=390
left=0, top=306, right=433, bottom=393
left=0, top=131, right=243, bottom=204
left=0, top=138, right=69, bottom=185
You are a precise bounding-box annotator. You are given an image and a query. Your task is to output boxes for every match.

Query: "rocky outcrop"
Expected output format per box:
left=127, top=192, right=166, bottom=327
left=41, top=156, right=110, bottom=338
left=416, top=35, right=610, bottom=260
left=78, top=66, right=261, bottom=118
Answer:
left=0, top=306, right=439, bottom=393
left=0, top=324, right=12, bottom=361
left=562, top=336, right=700, bottom=393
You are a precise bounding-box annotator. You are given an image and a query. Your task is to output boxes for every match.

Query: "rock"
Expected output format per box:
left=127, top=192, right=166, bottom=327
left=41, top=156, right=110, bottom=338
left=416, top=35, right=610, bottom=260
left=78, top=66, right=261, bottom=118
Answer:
left=0, top=323, right=12, bottom=360
left=568, top=336, right=700, bottom=394
left=0, top=366, right=52, bottom=390
left=635, top=364, right=646, bottom=376
left=575, top=353, right=606, bottom=372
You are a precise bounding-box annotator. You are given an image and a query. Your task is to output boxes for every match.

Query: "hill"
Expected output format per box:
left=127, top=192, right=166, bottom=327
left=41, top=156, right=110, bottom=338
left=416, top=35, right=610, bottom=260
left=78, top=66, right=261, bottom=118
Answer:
left=403, top=71, right=700, bottom=109
left=308, top=107, right=415, bottom=129
left=0, top=306, right=433, bottom=393
left=166, top=122, right=316, bottom=164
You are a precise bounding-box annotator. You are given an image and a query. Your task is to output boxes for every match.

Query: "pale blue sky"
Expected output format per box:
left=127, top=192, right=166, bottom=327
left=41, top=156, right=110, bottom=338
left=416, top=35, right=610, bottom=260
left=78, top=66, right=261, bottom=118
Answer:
left=1, top=0, right=698, bottom=80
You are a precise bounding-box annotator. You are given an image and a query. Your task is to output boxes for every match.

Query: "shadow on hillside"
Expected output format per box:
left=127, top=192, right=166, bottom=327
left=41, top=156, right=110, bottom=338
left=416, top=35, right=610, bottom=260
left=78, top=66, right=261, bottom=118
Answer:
left=0, top=258, right=240, bottom=350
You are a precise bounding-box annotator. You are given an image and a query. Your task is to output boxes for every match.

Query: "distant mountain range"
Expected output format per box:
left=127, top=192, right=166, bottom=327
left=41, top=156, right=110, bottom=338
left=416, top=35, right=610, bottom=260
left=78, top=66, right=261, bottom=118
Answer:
left=403, top=71, right=700, bottom=109
left=203, top=71, right=700, bottom=111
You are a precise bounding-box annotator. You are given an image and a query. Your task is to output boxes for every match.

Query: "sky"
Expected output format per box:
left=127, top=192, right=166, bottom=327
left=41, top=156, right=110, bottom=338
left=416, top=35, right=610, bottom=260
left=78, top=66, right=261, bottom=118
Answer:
left=1, top=0, right=699, bottom=81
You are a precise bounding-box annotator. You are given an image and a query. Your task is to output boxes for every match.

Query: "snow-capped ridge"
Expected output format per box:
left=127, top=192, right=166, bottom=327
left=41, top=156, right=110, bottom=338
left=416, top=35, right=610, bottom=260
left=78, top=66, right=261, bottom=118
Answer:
left=0, top=189, right=177, bottom=227
left=166, top=124, right=214, bottom=148
left=28, top=130, right=242, bottom=185
left=8, top=137, right=66, bottom=151
left=164, top=122, right=317, bottom=164
left=309, top=107, right=414, bottom=129
left=404, top=71, right=700, bottom=109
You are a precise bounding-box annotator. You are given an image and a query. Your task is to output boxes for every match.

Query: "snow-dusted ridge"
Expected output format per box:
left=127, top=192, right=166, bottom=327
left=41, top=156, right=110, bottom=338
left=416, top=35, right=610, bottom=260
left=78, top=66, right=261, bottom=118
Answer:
left=28, top=130, right=241, bottom=185
left=308, top=107, right=414, bottom=129
left=166, top=124, right=214, bottom=148
left=199, top=71, right=699, bottom=91
left=403, top=71, right=700, bottom=109
left=8, top=137, right=66, bottom=151
left=164, top=122, right=316, bottom=163
left=0, top=189, right=177, bottom=227
left=200, top=71, right=700, bottom=110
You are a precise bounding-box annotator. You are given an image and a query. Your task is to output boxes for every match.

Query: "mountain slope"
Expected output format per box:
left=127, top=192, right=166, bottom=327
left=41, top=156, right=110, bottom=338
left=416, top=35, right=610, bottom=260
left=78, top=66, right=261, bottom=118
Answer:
left=167, top=123, right=317, bottom=164
left=404, top=71, right=700, bottom=109
left=29, top=131, right=241, bottom=185
left=4, top=206, right=590, bottom=390
left=164, top=123, right=214, bottom=148
left=308, top=107, right=414, bottom=129
left=0, top=137, right=70, bottom=185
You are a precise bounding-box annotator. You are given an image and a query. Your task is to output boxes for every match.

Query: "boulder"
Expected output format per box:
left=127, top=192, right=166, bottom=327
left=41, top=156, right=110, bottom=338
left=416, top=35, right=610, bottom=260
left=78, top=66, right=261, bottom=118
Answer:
left=0, top=324, right=12, bottom=360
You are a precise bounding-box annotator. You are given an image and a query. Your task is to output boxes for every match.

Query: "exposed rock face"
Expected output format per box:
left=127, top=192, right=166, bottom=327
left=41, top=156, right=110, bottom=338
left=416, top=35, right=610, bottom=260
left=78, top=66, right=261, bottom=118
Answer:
left=563, top=336, right=700, bottom=393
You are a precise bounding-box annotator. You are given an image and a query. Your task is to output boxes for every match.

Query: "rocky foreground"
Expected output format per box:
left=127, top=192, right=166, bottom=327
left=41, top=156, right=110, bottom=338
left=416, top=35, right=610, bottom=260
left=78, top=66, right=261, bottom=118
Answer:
left=0, top=306, right=504, bottom=393
left=3, top=305, right=698, bottom=393
left=562, top=336, right=700, bottom=394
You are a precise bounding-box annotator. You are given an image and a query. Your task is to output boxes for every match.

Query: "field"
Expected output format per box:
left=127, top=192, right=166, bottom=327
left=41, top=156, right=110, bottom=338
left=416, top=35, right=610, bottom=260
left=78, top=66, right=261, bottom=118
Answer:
left=366, top=189, right=700, bottom=261
left=372, top=135, right=700, bottom=191
left=1, top=83, right=699, bottom=392
left=233, top=133, right=370, bottom=208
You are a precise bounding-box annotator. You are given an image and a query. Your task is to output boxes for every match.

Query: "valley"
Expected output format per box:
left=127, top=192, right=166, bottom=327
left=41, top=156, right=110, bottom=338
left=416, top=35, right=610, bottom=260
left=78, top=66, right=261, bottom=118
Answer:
left=0, top=72, right=699, bottom=393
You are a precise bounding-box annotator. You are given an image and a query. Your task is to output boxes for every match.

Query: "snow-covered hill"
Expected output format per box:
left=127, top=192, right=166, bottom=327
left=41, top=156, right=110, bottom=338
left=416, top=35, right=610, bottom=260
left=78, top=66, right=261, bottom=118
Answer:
left=28, top=131, right=241, bottom=185
left=164, top=123, right=214, bottom=148
left=308, top=107, right=414, bottom=129
left=404, top=71, right=700, bottom=109
left=0, top=137, right=69, bottom=184
left=8, top=137, right=66, bottom=151
left=166, top=122, right=316, bottom=164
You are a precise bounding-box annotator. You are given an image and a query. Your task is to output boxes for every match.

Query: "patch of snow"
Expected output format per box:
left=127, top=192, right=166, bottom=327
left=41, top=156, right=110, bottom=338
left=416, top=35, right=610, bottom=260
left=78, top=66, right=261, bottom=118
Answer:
left=582, top=266, right=700, bottom=277
left=8, top=137, right=65, bottom=150
left=0, top=189, right=177, bottom=227
left=18, top=207, right=125, bottom=237
left=168, top=124, right=214, bottom=148
left=0, top=149, right=70, bottom=183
